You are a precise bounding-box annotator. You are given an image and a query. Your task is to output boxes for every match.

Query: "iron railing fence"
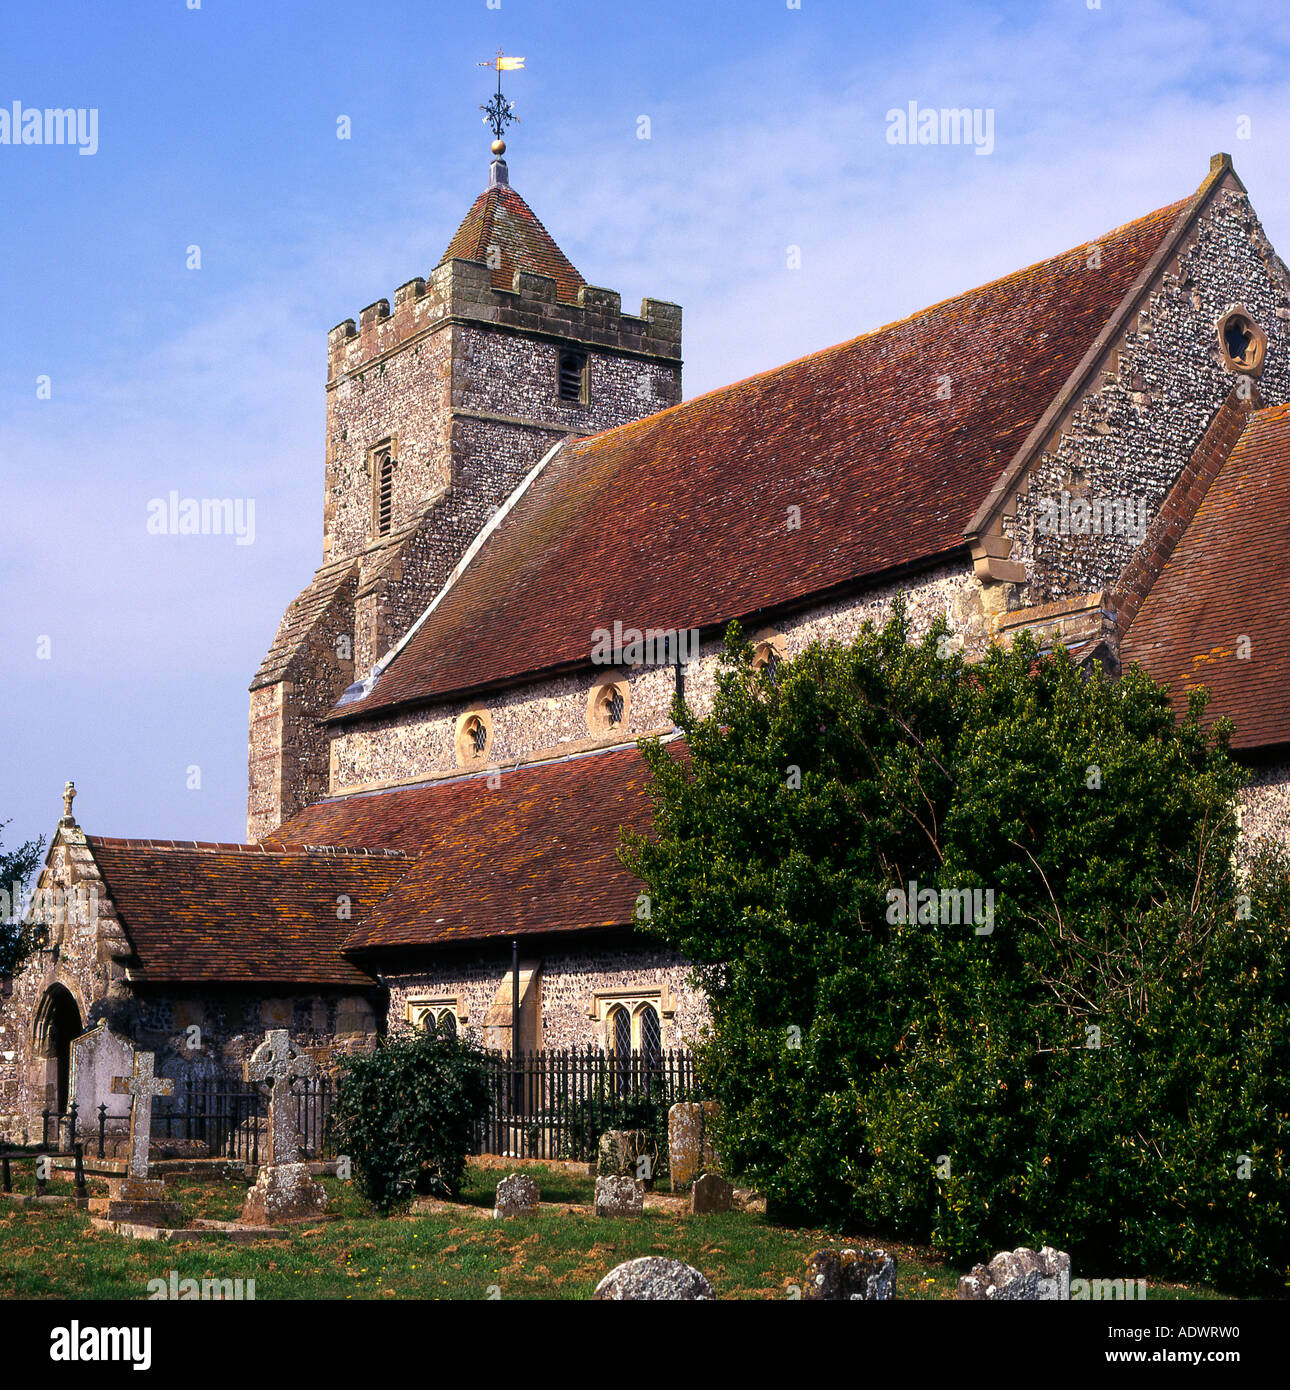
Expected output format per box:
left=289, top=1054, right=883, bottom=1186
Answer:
left=39, top=1051, right=698, bottom=1169
left=474, top=1046, right=699, bottom=1163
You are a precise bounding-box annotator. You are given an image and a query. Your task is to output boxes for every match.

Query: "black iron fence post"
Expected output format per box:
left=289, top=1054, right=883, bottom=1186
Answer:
left=96, top=1103, right=107, bottom=1159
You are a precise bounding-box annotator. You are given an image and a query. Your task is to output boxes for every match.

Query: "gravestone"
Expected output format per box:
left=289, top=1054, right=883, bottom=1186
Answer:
left=70, top=1022, right=134, bottom=1148
left=239, top=1030, right=328, bottom=1224
left=803, top=1248, right=897, bottom=1301
left=594, top=1256, right=714, bottom=1300
left=594, top=1174, right=644, bottom=1217
left=493, top=1172, right=539, bottom=1218
left=957, top=1246, right=1071, bottom=1300
left=102, top=1050, right=181, bottom=1225
left=668, top=1100, right=719, bottom=1190
left=597, top=1128, right=653, bottom=1179
left=691, top=1172, right=733, bottom=1214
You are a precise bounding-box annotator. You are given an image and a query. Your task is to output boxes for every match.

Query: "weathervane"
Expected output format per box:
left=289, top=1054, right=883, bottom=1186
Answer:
left=478, top=48, right=524, bottom=158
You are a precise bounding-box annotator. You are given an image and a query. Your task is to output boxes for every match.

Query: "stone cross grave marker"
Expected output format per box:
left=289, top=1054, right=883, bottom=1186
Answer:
left=102, top=1048, right=181, bottom=1226
left=240, top=1029, right=328, bottom=1224
left=110, top=1049, right=173, bottom=1180
left=246, top=1028, right=314, bottom=1165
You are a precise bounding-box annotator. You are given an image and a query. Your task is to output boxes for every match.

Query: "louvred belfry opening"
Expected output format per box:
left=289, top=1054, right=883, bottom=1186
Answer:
left=376, top=450, right=394, bottom=537
left=558, top=349, right=587, bottom=402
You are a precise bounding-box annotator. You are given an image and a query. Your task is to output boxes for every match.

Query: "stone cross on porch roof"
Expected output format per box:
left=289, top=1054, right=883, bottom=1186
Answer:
left=110, top=1050, right=173, bottom=1180
left=245, top=1029, right=315, bottom=1167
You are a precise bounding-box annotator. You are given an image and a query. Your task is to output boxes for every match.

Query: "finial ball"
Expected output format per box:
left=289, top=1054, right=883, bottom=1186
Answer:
left=491, top=138, right=506, bottom=156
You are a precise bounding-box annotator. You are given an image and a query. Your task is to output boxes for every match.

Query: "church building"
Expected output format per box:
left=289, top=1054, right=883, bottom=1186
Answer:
left=3, top=139, right=1288, bottom=1142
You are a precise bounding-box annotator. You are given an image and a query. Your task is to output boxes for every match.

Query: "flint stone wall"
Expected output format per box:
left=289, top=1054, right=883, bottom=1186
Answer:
left=1240, top=760, right=1290, bottom=852
left=1012, top=187, right=1290, bottom=605
left=384, top=938, right=706, bottom=1052
left=329, top=559, right=994, bottom=794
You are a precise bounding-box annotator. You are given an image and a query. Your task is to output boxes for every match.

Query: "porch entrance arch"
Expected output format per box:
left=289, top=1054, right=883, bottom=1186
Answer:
left=33, top=984, right=83, bottom=1113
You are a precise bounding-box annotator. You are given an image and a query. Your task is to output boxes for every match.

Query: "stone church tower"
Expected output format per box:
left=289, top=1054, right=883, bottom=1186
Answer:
left=247, top=155, right=683, bottom=839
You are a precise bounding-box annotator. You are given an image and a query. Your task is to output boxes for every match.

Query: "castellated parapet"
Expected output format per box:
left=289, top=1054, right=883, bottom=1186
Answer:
left=326, top=256, right=682, bottom=386
left=248, top=222, right=682, bottom=842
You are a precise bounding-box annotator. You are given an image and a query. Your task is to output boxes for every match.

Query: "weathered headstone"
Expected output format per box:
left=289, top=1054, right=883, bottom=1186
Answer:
left=493, top=1172, right=539, bottom=1218
left=668, top=1100, right=719, bottom=1190
left=957, top=1246, right=1071, bottom=1300
left=594, top=1174, right=644, bottom=1217
left=691, top=1172, right=733, bottom=1214
left=71, top=1021, right=134, bottom=1147
left=803, top=1248, right=897, bottom=1301
left=239, top=1030, right=328, bottom=1224
left=594, top=1256, right=714, bottom=1300
left=597, top=1128, right=653, bottom=1179
left=103, top=1050, right=181, bottom=1225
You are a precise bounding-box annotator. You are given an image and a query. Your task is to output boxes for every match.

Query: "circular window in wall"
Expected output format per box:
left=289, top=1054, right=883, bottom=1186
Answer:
left=453, top=708, right=494, bottom=766
left=586, top=679, right=630, bottom=736
left=1217, top=308, right=1266, bottom=375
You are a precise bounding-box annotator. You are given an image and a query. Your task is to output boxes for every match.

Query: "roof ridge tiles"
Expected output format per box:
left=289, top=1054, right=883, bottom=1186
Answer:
left=560, top=193, right=1196, bottom=460
left=85, top=835, right=407, bottom=858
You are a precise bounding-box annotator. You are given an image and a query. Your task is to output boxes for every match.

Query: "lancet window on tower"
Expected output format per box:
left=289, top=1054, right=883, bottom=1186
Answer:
left=375, top=448, right=395, bottom=537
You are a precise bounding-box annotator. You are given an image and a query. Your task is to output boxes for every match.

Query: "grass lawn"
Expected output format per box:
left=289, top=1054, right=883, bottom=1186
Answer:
left=0, top=1161, right=1232, bottom=1300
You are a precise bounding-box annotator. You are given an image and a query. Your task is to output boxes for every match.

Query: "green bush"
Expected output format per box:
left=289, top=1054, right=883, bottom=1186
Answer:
left=621, top=605, right=1290, bottom=1292
left=330, top=1023, right=491, bottom=1213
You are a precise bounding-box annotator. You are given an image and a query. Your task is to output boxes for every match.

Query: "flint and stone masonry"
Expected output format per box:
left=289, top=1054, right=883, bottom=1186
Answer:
left=248, top=237, right=681, bottom=840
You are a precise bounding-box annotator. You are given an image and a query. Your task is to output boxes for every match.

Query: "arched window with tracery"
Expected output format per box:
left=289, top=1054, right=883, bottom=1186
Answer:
left=637, top=1002, right=662, bottom=1072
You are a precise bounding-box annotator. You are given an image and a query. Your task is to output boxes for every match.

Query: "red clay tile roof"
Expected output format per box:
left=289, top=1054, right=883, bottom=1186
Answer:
left=1121, top=402, right=1290, bottom=751
left=439, top=181, right=586, bottom=303
left=266, top=746, right=662, bottom=950
left=87, top=839, right=410, bottom=985
left=341, top=195, right=1190, bottom=719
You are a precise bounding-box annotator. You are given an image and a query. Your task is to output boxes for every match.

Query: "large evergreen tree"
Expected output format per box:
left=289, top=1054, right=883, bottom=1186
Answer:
left=621, top=606, right=1290, bottom=1292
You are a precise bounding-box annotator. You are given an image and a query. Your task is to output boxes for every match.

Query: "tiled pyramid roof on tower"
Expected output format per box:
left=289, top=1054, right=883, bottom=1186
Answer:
left=335, top=190, right=1193, bottom=719
left=439, top=179, right=587, bottom=303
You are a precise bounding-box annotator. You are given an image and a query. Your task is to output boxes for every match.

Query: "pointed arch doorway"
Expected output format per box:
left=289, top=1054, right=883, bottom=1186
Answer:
left=33, top=985, right=84, bottom=1113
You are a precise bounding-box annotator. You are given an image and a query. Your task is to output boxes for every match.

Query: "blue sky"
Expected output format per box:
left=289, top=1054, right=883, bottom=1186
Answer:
left=3, top=0, right=1289, bottom=856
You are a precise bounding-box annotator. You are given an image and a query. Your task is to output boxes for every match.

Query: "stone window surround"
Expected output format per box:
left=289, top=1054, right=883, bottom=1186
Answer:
left=368, top=434, right=399, bottom=540
left=750, top=629, right=789, bottom=671
left=588, top=986, right=674, bottom=1051
left=453, top=708, right=494, bottom=766
left=1216, top=305, right=1267, bottom=376
left=603, top=998, right=664, bottom=1053
left=406, top=994, right=468, bottom=1029
left=585, top=676, right=630, bottom=735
